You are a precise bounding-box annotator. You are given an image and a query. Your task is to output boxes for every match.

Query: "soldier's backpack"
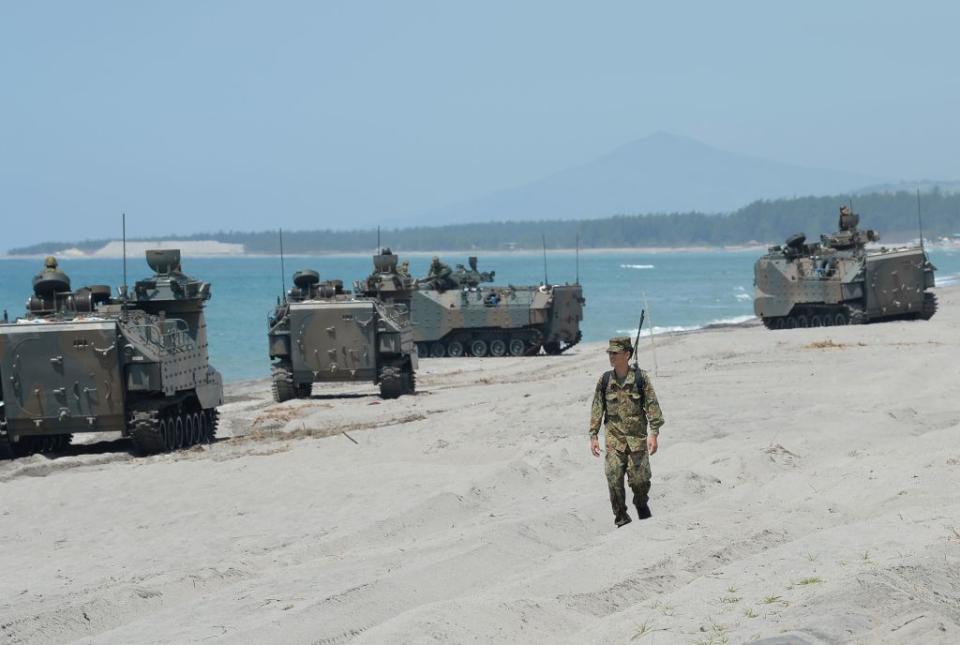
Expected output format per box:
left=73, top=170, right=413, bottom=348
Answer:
left=600, top=366, right=645, bottom=422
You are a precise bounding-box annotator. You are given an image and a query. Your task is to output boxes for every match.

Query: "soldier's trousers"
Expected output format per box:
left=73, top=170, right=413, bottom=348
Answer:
left=605, top=447, right=651, bottom=517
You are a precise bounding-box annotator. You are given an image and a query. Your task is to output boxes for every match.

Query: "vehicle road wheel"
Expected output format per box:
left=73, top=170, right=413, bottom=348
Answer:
left=822, top=314, right=832, bottom=327
left=416, top=342, right=429, bottom=357
left=196, top=412, right=208, bottom=443
left=430, top=342, right=446, bottom=358
left=175, top=415, right=185, bottom=449
left=834, top=312, right=847, bottom=326
left=191, top=413, right=201, bottom=445
left=470, top=339, right=488, bottom=357
left=193, top=413, right=203, bottom=445
left=810, top=315, right=822, bottom=327
left=163, top=416, right=176, bottom=451
left=796, top=315, right=808, bottom=328
left=508, top=338, right=526, bottom=356
left=446, top=340, right=464, bottom=357
left=185, top=413, right=195, bottom=446
left=295, top=382, right=312, bottom=398
left=489, top=339, right=507, bottom=357
left=784, top=317, right=796, bottom=329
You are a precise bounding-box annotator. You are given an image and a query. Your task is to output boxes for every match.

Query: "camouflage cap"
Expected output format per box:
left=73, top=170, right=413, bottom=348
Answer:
left=44, top=255, right=58, bottom=269
left=606, top=336, right=633, bottom=353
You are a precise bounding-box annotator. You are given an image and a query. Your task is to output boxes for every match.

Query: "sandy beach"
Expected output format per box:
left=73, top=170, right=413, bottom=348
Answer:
left=1, top=286, right=959, bottom=644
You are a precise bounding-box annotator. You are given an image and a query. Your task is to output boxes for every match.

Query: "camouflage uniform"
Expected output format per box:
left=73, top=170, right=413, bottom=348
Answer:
left=425, top=256, right=454, bottom=291
left=34, top=256, right=70, bottom=292
left=590, top=337, right=665, bottom=523
left=397, top=260, right=410, bottom=278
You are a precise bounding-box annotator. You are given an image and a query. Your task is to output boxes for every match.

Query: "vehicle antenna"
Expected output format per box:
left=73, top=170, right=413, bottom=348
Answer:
left=542, top=233, right=549, bottom=285
left=122, top=212, right=128, bottom=319
left=575, top=232, right=580, bottom=285
left=916, top=187, right=926, bottom=252
left=279, top=228, right=287, bottom=302
left=632, top=308, right=646, bottom=368
left=377, top=225, right=381, bottom=253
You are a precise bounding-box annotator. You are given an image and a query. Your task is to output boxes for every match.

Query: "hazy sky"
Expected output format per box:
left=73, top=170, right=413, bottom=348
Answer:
left=2, top=1, right=958, bottom=250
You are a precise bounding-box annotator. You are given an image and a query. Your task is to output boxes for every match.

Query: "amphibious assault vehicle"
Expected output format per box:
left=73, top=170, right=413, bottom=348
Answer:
left=357, top=252, right=585, bottom=357
left=754, top=208, right=937, bottom=329
left=0, top=250, right=223, bottom=458
left=267, top=260, right=417, bottom=401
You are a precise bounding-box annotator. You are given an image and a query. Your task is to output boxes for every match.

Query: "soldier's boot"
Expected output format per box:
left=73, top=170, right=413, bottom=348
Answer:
left=615, top=510, right=632, bottom=527
left=636, top=503, right=652, bottom=520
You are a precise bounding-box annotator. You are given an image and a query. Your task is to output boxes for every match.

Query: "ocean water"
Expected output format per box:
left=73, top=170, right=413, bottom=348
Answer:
left=2, top=249, right=958, bottom=382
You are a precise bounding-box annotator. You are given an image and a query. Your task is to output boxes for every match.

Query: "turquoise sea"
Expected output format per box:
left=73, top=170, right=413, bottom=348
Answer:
left=2, top=249, right=958, bottom=382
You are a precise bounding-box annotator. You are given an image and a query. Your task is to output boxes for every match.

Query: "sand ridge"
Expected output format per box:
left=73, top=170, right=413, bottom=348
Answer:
left=1, top=287, right=959, bottom=644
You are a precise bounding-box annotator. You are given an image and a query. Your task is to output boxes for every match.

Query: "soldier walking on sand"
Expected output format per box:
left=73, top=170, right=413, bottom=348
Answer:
left=589, top=336, right=664, bottom=527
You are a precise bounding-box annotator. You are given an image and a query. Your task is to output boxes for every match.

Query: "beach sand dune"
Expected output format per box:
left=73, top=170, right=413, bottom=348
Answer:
left=1, top=287, right=959, bottom=644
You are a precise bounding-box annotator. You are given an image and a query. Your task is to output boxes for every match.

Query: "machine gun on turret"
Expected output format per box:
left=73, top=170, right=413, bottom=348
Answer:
left=449, top=256, right=496, bottom=288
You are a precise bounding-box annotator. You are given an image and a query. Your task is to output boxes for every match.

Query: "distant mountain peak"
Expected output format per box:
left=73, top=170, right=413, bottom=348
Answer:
left=413, top=133, right=883, bottom=223
left=607, top=131, right=710, bottom=154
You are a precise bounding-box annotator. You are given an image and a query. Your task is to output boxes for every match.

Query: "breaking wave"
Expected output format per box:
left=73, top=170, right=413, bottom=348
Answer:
left=620, top=264, right=655, bottom=269
left=936, top=272, right=960, bottom=287
left=616, top=314, right=756, bottom=338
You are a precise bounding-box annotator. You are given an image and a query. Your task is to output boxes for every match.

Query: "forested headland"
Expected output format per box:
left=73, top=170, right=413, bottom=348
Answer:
left=9, top=190, right=960, bottom=255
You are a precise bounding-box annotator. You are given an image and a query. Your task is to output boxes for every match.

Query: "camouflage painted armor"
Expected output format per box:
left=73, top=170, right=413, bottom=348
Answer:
left=754, top=207, right=937, bottom=328
left=269, top=255, right=417, bottom=401
left=0, top=250, right=223, bottom=458
left=368, top=253, right=584, bottom=358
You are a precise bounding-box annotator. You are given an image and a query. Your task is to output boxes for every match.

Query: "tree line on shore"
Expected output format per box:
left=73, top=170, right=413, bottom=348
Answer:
left=10, top=190, right=960, bottom=255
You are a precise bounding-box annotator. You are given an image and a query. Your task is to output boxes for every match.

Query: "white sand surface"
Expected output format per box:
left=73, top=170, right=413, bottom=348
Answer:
left=2, top=287, right=959, bottom=644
